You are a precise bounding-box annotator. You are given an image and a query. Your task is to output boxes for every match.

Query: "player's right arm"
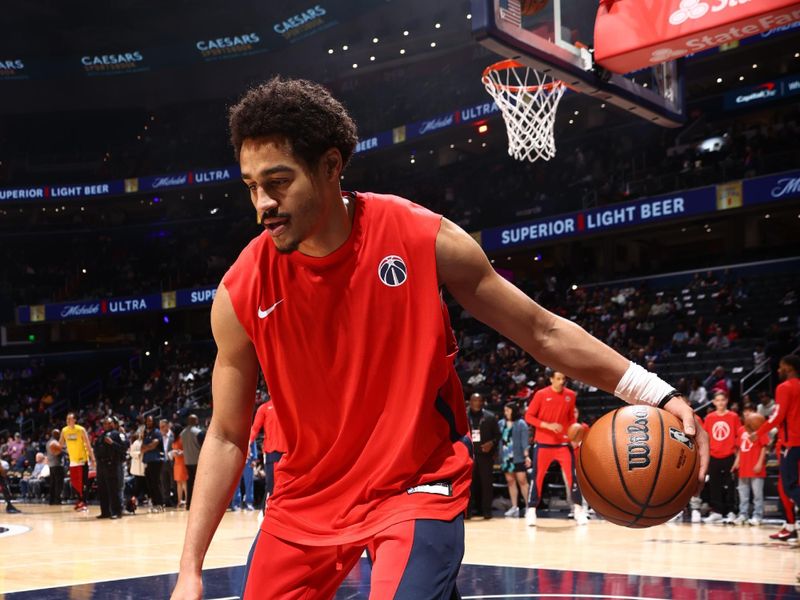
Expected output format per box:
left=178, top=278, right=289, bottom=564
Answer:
left=172, top=283, right=259, bottom=600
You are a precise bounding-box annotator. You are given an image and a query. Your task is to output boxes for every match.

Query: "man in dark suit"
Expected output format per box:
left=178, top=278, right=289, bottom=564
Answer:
left=467, top=393, right=500, bottom=519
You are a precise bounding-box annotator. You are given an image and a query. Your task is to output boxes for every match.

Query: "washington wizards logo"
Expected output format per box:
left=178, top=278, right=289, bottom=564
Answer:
left=378, top=255, right=407, bottom=287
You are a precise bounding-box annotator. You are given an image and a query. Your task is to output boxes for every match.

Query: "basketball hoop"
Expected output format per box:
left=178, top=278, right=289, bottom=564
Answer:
left=482, top=59, right=568, bottom=163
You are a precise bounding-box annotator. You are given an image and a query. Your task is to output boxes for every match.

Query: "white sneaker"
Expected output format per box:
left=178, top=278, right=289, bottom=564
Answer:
left=747, top=517, right=762, bottom=526
left=691, top=509, right=701, bottom=523
left=526, top=508, right=537, bottom=527
left=733, top=515, right=747, bottom=526
left=574, top=505, right=589, bottom=526
left=504, top=506, right=520, bottom=518
left=725, top=512, right=737, bottom=524
left=668, top=512, right=683, bottom=524
left=245, top=504, right=255, bottom=512
left=703, top=512, right=724, bottom=524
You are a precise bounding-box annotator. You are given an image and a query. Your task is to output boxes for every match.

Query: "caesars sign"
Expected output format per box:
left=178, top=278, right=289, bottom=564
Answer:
left=195, top=33, right=266, bottom=61
left=272, top=5, right=334, bottom=43
left=81, top=51, right=146, bottom=76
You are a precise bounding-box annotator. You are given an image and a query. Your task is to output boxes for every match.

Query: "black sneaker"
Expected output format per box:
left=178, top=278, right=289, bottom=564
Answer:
left=6, top=504, right=21, bottom=514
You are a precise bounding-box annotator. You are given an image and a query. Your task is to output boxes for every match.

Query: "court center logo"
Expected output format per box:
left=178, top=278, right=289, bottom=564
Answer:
left=711, top=421, right=731, bottom=441
left=378, top=255, right=408, bottom=287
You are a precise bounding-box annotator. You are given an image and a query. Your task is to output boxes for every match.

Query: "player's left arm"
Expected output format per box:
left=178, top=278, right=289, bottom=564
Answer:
left=753, top=386, right=786, bottom=441
left=436, top=217, right=709, bottom=483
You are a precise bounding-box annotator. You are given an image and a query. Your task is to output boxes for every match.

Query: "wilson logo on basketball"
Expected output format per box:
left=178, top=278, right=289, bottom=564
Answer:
left=711, top=421, right=731, bottom=441
left=378, top=255, right=408, bottom=287
left=626, top=406, right=651, bottom=471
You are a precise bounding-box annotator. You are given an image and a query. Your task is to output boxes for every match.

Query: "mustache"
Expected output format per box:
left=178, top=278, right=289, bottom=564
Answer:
left=259, top=208, right=291, bottom=225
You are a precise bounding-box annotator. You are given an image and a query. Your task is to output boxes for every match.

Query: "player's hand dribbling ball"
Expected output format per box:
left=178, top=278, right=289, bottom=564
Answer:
left=576, top=405, right=699, bottom=528
left=744, top=413, right=765, bottom=433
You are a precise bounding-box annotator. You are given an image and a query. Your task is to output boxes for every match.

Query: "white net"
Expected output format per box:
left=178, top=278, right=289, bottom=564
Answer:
left=482, top=62, right=566, bottom=162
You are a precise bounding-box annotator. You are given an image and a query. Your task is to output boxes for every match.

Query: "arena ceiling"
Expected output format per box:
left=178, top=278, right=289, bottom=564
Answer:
left=0, top=0, right=474, bottom=113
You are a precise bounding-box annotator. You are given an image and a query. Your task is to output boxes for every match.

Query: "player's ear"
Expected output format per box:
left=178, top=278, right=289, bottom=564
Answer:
left=320, top=148, right=343, bottom=182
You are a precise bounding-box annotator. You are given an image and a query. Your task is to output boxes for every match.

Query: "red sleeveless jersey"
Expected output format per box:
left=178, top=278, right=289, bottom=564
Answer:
left=222, top=192, right=472, bottom=545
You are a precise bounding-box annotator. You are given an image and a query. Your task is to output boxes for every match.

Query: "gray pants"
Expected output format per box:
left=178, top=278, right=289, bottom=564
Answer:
left=738, top=477, right=765, bottom=520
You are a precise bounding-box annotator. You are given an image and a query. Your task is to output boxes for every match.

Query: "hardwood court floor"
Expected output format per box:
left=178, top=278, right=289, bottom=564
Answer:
left=0, top=504, right=798, bottom=596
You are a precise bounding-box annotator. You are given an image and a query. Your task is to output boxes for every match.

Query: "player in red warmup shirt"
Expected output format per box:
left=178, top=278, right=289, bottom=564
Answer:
left=732, top=404, right=769, bottom=525
left=753, top=355, right=800, bottom=542
left=248, top=398, right=287, bottom=514
left=524, top=370, right=587, bottom=526
left=170, top=78, right=708, bottom=600
left=702, top=391, right=741, bottom=524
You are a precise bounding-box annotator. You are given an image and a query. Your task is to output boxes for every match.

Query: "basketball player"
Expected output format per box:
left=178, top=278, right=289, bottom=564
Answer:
left=524, top=370, right=586, bottom=526
left=171, top=77, right=709, bottom=600
left=752, top=355, right=800, bottom=541
left=59, top=412, right=95, bottom=511
left=248, top=397, right=286, bottom=513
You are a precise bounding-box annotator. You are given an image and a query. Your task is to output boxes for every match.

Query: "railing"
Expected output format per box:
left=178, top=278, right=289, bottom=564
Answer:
left=740, top=344, right=800, bottom=400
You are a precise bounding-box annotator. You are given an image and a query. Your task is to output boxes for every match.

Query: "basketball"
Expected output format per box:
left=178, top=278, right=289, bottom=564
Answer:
left=745, top=413, right=765, bottom=433
left=520, top=0, right=548, bottom=16
left=49, top=441, right=62, bottom=455
left=567, top=422, right=586, bottom=443
left=576, top=405, right=699, bottom=528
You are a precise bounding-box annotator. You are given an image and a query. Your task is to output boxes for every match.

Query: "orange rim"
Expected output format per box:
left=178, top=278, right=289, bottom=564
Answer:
left=482, top=59, right=571, bottom=93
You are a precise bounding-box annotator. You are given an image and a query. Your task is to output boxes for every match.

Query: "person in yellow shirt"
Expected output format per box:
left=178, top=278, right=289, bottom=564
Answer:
left=59, top=413, right=95, bottom=511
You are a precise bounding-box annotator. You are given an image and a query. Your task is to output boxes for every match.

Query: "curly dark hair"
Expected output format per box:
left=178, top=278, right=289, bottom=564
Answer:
left=228, top=76, right=359, bottom=169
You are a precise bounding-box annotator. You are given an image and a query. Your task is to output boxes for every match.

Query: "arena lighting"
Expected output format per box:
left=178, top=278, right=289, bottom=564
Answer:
left=81, top=268, right=87, bottom=274
left=435, top=23, right=441, bottom=28
left=431, top=42, right=436, bottom=48
left=400, top=49, right=406, bottom=54
left=145, top=351, right=151, bottom=356
left=164, top=340, right=169, bottom=346
left=403, top=30, right=409, bottom=36
left=352, top=63, right=358, bottom=69
left=328, top=48, right=334, bottom=54
left=370, top=56, right=375, bottom=61
left=569, top=119, right=574, bottom=124
left=716, top=77, right=723, bottom=83
left=574, top=110, right=579, bottom=115
left=153, top=196, right=162, bottom=203
left=372, top=37, right=379, bottom=43
left=752, top=63, right=758, bottom=69
left=467, top=13, right=472, bottom=19
left=342, top=45, right=348, bottom=50
left=477, top=123, right=489, bottom=134
left=163, top=316, right=170, bottom=324
left=571, top=284, right=578, bottom=291
left=739, top=75, right=744, bottom=81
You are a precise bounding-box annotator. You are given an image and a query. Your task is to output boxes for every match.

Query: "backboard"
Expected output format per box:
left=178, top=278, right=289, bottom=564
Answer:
left=471, top=0, right=686, bottom=127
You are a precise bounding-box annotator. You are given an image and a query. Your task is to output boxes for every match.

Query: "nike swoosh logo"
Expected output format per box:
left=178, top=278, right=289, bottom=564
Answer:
left=258, top=299, right=283, bottom=319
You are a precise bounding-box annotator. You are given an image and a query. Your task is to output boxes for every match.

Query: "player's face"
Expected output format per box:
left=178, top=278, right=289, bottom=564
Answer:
left=777, top=361, right=789, bottom=381
left=240, top=136, right=326, bottom=254
left=67, top=414, right=75, bottom=427
left=550, top=372, right=566, bottom=391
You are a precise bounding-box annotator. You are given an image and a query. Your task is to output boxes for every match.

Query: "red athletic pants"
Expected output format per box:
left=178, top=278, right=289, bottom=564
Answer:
left=528, top=443, right=582, bottom=507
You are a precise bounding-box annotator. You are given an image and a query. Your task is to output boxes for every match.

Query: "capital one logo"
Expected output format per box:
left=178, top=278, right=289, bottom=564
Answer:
left=711, top=421, right=731, bottom=441
left=669, top=0, right=750, bottom=26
